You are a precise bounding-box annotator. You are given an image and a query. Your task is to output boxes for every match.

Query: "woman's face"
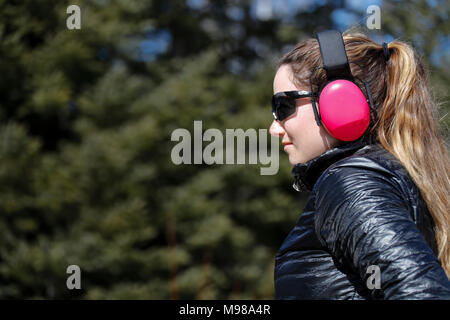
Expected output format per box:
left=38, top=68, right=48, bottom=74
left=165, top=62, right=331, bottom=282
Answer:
left=269, top=64, right=340, bottom=166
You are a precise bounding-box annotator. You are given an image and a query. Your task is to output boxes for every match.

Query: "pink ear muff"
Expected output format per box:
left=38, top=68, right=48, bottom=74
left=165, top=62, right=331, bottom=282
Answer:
left=318, top=79, right=370, bottom=141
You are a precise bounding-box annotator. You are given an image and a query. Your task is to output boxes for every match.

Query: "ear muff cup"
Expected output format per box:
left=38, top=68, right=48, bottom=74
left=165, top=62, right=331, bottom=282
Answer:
left=318, top=79, right=370, bottom=141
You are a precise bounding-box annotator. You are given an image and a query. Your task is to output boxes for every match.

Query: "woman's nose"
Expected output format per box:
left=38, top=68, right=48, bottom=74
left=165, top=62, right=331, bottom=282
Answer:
left=269, top=120, right=285, bottom=138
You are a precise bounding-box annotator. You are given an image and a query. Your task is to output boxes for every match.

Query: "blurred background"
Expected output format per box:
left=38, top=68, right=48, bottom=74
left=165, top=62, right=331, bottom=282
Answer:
left=0, top=0, right=448, bottom=299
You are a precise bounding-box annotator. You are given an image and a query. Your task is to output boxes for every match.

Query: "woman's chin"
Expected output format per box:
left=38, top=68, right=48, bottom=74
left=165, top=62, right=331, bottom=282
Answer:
left=288, top=155, right=301, bottom=167
left=288, top=152, right=309, bottom=166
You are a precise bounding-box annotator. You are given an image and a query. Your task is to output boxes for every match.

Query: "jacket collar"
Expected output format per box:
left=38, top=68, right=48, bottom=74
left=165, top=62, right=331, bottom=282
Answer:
left=292, top=137, right=371, bottom=192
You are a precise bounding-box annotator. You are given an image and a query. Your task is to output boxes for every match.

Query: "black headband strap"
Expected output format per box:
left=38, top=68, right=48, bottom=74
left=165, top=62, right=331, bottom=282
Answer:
left=316, top=30, right=352, bottom=80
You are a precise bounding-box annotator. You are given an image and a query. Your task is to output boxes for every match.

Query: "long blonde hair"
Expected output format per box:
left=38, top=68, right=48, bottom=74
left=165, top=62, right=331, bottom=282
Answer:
left=278, top=31, right=450, bottom=278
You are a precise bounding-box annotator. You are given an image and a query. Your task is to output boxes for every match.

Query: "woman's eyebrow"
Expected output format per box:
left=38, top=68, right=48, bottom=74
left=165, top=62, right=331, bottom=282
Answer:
left=296, top=97, right=313, bottom=104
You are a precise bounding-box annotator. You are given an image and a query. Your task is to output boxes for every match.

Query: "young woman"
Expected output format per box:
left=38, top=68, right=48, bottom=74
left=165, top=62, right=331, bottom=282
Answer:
left=269, top=30, right=450, bottom=299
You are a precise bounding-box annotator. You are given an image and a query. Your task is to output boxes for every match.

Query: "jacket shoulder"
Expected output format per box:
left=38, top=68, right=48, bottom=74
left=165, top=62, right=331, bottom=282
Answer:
left=314, top=143, right=409, bottom=195
left=313, top=143, right=438, bottom=255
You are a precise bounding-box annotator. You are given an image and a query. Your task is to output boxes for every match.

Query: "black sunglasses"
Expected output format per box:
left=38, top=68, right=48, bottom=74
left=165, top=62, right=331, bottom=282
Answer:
left=272, top=90, right=317, bottom=121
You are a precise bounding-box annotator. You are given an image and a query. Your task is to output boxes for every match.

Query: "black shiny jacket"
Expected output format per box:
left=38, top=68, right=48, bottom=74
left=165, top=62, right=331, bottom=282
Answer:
left=274, top=138, right=450, bottom=299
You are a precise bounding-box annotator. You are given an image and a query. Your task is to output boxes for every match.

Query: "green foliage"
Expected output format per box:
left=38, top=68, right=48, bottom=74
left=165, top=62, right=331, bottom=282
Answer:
left=0, top=0, right=448, bottom=299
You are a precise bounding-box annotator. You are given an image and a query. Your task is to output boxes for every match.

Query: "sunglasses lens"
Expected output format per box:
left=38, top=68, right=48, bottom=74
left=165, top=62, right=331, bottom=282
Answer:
left=273, top=96, right=295, bottom=121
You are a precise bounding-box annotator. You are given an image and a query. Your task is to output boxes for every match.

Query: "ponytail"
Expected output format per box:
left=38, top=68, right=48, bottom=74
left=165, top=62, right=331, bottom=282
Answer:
left=375, top=41, right=450, bottom=277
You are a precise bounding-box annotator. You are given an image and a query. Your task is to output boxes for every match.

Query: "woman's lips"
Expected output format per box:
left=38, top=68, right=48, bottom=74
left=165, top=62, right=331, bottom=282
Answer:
left=283, top=142, right=293, bottom=150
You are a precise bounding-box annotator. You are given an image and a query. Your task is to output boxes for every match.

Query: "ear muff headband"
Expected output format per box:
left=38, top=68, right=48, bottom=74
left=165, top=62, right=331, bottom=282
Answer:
left=317, top=30, right=352, bottom=80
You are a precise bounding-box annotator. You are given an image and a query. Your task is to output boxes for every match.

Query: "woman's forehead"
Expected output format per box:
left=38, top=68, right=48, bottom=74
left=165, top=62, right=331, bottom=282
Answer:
left=273, top=65, right=310, bottom=93
left=273, top=65, right=298, bottom=93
